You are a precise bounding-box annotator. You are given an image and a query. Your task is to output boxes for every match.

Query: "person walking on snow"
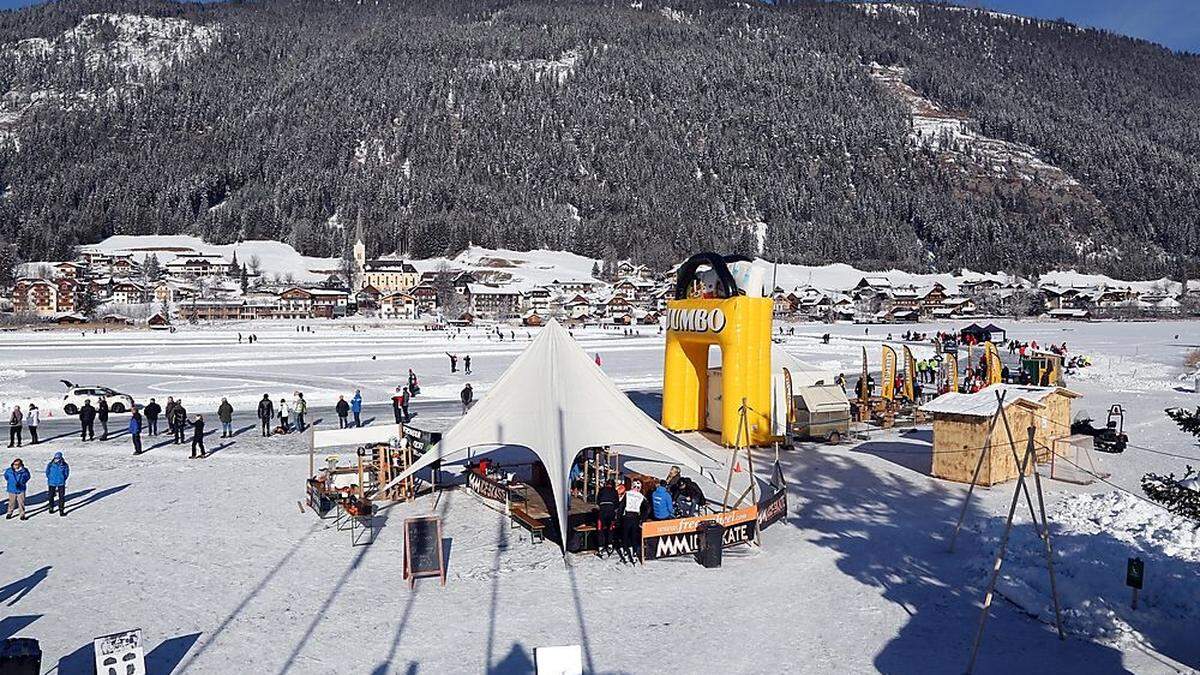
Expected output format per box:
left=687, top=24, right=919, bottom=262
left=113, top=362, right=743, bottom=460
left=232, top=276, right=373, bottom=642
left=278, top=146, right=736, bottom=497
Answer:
left=392, top=386, right=405, bottom=424
left=464, top=355, right=472, bottom=375
left=144, top=398, right=161, bottom=436
left=401, top=386, right=411, bottom=423
left=45, top=452, right=69, bottom=516
left=407, top=370, right=419, bottom=396
left=217, top=398, right=234, bottom=437
left=350, top=390, right=363, bottom=427
left=257, top=394, right=274, bottom=436
left=278, top=399, right=291, bottom=434
left=335, top=396, right=350, bottom=429
left=447, top=353, right=458, bottom=373
left=294, top=392, right=307, bottom=432
left=8, top=405, right=21, bottom=448
left=190, top=414, right=207, bottom=458
left=25, top=404, right=38, bottom=445
left=460, top=383, right=473, bottom=415
left=98, top=396, right=110, bottom=440
left=5, top=458, right=30, bottom=520
left=129, top=408, right=144, bottom=455
left=79, top=399, right=96, bottom=441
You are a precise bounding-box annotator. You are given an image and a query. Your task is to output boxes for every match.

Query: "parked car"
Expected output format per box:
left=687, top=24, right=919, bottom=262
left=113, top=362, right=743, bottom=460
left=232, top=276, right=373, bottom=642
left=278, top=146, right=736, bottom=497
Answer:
left=60, top=381, right=135, bottom=415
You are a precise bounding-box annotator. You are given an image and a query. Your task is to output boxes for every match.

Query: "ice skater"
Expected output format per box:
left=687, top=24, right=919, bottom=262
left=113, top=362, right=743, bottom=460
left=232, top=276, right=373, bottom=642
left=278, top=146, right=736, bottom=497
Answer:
left=447, top=352, right=458, bottom=373
left=464, top=355, right=472, bottom=375
left=45, top=452, right=69, bottom=516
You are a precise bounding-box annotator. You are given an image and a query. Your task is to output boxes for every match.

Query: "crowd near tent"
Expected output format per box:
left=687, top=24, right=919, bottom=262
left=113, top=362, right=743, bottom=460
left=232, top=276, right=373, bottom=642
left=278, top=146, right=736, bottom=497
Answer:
left=380, top=320, right=721, bottom=551
left=920, top=384, right=1080, bottom=485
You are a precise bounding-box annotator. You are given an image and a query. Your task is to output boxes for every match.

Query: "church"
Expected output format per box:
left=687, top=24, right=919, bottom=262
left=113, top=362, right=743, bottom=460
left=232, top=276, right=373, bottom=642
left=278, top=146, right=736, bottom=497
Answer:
left=353, top=227, right=419, bottom=293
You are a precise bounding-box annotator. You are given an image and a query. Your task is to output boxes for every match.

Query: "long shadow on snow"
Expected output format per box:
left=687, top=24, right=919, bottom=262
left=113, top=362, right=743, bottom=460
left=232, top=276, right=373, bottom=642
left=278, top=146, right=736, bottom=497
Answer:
left=777, top=447, right=1126, bottom=674
left=0, top=614, right=40, bottom=640
left=0, top=566, right=50, bottom=606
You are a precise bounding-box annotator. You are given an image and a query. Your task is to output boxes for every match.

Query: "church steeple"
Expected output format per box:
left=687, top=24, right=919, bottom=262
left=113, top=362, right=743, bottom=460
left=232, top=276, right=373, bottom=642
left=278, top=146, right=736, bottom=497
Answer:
left=352, top=210, right=367, bottom=290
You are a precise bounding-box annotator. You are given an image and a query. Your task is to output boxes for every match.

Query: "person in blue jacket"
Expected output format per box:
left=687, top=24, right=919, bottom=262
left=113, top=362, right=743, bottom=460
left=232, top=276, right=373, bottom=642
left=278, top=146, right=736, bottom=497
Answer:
left=45, top=452, right=69, bottom=516
left=5, top=457, right=30, bottom=520
left=651, top=481, right=674, bottom=520
left=351, top=389, right=363, bottom=428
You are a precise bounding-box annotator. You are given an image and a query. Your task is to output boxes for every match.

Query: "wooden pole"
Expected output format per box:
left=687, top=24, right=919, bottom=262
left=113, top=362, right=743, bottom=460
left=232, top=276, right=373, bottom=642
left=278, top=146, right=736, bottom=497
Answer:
left=998, top=398, right=1043, bottom=539
left=948, top=391, right=1007, bottom=552
left=1030, top=426, right=1065, bottom=640
left=966, top=429, right=1036, bottom=674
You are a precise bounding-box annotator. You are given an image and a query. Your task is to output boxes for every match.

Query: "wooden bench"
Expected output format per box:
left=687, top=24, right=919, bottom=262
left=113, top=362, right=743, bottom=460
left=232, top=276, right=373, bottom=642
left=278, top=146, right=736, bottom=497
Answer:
left=509, top=507, right=546, bottom=545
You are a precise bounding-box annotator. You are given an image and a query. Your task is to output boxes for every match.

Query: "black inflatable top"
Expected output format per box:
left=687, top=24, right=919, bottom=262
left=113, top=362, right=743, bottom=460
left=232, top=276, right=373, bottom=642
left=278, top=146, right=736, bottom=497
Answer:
left=674, top=253, right=751, bottom=300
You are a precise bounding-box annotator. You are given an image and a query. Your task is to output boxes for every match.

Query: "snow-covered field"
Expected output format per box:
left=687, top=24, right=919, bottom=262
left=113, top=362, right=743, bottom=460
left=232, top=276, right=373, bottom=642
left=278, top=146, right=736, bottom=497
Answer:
left=2, top=318, right=1199, bottom=673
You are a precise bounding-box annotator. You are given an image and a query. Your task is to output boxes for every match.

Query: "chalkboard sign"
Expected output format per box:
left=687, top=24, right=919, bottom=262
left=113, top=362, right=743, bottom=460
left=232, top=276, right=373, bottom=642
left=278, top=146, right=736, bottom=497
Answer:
left=1126, top=557, right=1144, bottom=590
left=404, top=516, right=445, bottom=588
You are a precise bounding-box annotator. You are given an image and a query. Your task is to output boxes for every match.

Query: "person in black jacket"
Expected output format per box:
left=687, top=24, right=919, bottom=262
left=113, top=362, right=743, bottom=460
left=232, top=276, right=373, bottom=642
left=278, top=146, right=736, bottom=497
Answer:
left=257, top=394, right=274, bottom=436
left=189, top=414, right=206, bottom=458
left=596, top=479, right=619, bottom=557
left=79, top=399, right=96, bottom=441
left=171, top=400, right=188, bottom=444
left=335, top=395, right=350, bottom=428
left=144, top=398, right=162, bottom=436
left=98, top=396, right=110, bottom=440
left=218, top=398, right=234, bottom=437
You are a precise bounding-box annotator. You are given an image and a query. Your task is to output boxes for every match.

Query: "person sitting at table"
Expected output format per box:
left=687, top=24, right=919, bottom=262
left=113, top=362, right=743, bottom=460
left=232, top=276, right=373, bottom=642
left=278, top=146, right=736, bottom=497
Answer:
left=569, top=460, right=584, bottom=498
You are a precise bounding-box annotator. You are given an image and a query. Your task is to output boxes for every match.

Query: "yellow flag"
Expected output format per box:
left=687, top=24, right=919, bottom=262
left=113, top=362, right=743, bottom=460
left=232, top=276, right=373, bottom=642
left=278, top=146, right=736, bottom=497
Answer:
left=881, top=345, right=897, bottom=401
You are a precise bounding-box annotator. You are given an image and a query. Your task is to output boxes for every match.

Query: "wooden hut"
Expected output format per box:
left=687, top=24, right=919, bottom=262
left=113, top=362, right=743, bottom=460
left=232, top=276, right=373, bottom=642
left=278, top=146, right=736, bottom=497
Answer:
left=920, top=384, right=1081, bottom=486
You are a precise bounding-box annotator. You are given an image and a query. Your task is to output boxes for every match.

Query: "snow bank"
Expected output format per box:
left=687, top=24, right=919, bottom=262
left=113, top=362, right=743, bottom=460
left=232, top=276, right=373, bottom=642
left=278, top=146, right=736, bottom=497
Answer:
left=88, top=235, right=339, bottom=282
left=973, top=491, right=1200, bottom=651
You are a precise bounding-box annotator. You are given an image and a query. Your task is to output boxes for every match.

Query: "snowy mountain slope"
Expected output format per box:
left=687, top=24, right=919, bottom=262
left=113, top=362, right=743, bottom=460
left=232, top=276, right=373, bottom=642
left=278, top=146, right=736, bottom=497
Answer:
left=0, top=13, right=219, bottom=147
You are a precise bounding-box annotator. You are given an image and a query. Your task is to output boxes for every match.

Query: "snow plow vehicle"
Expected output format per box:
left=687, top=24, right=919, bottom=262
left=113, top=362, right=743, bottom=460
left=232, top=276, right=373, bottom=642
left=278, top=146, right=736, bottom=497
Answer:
left=60, top=380, right=135, bottom=415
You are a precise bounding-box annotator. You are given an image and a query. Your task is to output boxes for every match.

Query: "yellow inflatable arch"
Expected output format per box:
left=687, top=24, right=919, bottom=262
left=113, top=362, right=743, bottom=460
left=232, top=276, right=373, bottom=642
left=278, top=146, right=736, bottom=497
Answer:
left=661, top=254, right=774, bottom=447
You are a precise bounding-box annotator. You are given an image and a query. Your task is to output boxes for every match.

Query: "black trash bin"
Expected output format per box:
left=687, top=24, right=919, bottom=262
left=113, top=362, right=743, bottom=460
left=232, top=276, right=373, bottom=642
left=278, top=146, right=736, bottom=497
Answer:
left=0, top=638, right=42, bottom=675
left=695, top=520, right=724, bottom=568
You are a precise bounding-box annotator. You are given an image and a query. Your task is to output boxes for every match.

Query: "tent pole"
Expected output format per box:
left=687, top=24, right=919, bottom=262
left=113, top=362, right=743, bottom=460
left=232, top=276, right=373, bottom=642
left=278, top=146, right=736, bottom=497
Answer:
left=998, top=396, right=1043, bottom=539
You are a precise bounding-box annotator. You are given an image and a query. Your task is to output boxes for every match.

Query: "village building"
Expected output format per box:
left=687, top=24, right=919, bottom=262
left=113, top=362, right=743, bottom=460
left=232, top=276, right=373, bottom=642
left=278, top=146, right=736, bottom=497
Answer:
left=465, top=284, right=522, bottom=320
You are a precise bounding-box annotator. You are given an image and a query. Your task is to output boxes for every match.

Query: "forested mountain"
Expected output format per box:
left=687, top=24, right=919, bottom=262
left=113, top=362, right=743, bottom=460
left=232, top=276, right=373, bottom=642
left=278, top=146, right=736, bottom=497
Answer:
left=0, top=0, right=1198, bottom=278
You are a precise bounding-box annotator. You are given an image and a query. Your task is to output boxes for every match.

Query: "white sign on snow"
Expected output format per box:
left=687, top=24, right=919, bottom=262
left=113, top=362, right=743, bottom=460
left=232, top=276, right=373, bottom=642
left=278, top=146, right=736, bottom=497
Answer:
left=93, top=628, right=146, bottom=675
left=534, top=644, right=583, bottom=675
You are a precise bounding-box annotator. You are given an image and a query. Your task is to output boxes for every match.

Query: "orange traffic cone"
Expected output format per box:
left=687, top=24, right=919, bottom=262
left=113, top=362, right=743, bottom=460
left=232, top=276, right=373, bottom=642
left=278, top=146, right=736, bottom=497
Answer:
left=733, top=461, right=743, bottom=473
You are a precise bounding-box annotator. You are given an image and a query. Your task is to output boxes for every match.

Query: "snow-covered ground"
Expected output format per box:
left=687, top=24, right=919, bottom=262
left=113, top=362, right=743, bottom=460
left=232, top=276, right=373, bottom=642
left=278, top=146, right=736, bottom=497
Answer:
left=2, top=318, right=1199, bottom=673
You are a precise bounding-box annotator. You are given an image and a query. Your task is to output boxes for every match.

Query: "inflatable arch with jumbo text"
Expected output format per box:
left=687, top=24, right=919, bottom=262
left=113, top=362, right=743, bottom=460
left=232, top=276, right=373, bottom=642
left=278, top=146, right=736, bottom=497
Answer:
left=661, top=253, right=774, bottom=446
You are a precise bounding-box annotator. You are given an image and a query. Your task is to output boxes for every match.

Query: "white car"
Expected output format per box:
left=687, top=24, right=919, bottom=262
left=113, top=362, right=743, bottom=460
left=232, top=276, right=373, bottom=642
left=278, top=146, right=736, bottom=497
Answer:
left=61, top=382, right=135, bottom=416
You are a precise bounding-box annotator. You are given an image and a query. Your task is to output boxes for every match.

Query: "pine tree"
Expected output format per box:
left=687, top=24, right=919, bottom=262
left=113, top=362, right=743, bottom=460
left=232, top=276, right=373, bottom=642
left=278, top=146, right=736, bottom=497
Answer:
left=591, top=261, right=601, bottom=278
left=1166, top=406, right=1200, bottom=437
left=1141, top=465, right=1200, bottom=523
left=143, top=253, right=161, bottom=282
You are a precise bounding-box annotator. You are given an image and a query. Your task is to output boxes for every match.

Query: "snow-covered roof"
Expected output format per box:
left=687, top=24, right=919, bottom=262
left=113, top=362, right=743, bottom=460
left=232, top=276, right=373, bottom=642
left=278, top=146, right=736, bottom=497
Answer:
left=467, top=283, right=521, bottom=296
left=921, top=384, right=1080, bottom=419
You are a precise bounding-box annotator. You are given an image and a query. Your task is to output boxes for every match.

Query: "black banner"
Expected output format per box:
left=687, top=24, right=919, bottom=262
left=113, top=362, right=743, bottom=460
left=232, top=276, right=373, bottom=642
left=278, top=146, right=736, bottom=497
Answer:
left=757, top=487, right=787, bottom=531
left=468, top=471, right=510, bottom=503
left=306, top=482, right=335, bottom=518
left=640, top=506, right=759, bottom=561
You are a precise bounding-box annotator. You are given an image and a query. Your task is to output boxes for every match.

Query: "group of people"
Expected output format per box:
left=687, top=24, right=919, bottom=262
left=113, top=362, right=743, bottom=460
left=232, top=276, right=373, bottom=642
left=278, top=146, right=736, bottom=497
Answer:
left=7, top=404, right=39, bottom=447
left=4, top=453, right=70, bottom=520
left=593, top=465, right=708, bottom=564
left=128, top=397, right=208, bottom=457
left=446, top=353, right=472, bottom=374
left=254, top=391, right=310, bottom=436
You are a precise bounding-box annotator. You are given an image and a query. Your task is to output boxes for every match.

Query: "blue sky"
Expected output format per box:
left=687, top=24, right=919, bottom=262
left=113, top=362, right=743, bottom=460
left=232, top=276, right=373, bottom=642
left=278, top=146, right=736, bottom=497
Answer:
left=0, top=0, right=1197, bottom=53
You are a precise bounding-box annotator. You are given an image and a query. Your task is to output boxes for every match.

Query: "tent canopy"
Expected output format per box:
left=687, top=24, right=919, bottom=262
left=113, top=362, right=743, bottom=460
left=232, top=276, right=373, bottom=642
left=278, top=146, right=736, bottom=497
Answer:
left=379, top=320, right=720, bottom=551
